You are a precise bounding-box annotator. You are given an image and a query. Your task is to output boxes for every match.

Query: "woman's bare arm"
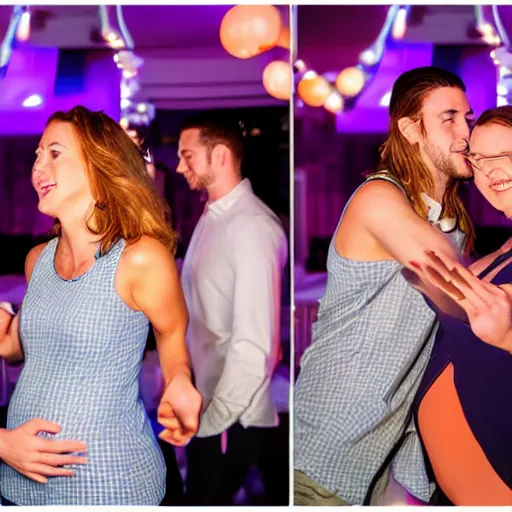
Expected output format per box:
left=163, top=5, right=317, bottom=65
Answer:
left=0, top=243, right=46, bottom=363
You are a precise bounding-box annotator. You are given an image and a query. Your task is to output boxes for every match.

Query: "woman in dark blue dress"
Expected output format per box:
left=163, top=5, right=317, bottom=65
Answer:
left=410, top=106, right=512, bottom=505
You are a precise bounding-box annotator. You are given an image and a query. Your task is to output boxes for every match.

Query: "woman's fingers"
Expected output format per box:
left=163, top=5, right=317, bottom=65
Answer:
left=24, top=471, right=48, bottom=484
left=38, top=439, right=86, bottom=455
left=158, top=417, right=181, bottom=430
left=499, top=284, right=512, bottom=297
left=428, top=250, right=502, bottom=298
left=25, top=418, right=62, bottom=436
left=422, top=264, right=465, bottom=301
left=425, top=251, right=495, bottom=309
left=425, top=249, right=458, bottom=271
left=157, top=402, right=173, bottom=417
left=37, top=453, right=87, bottom=467
left=424, top=250, right=457, bottom=281
left=158, top=428, right=189, bottom=446
left=29, top=463, right=74, bottom=477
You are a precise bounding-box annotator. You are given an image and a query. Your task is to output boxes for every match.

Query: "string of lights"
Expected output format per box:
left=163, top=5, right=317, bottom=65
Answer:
left=294, top=5, right=511, bottom=115
left=1, top=6, right=511, bottom=118
left=98, top=5, right=155, bottom=134
left=0, top=5, right=154, bottom=139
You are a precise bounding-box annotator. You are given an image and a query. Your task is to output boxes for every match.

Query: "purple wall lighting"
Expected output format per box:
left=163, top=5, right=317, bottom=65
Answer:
left=333, top=42, right=501, bottom=134
left=0, top=47, right=120, bottom=135
left=22, top=94, right=43, bottom=108
left=335, top=43, right=434, bottom=134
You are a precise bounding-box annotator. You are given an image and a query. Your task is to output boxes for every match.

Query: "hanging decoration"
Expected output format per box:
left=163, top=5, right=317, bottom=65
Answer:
left=0, top=6, right=24, bottom=79
left=335, top=66, right=366, bottom=98
left=15, top=6, right=31, bottom=42
left=219, top=5, right=291, bottom=101
left=97, top=5, right=156, bottom=148
left=277, top=25, right=290, bottom=50
left=391, top=6, right=410, bottom=40
left=294, top=4, right=403, bottom=115
left=475, top=5, right=501, bottom=46
left=477, top=5, right=512, bottom=107
left=96, top=6, right=156, bottom=174
left=296, top=71, right=330, bottom=107
left=323, top=91, right=344, bottom=114
left=262, top=59, right=292, bottom=101
left=220, top=5, right=283, bottom=59
left=293, top=5, right=512, bottom=115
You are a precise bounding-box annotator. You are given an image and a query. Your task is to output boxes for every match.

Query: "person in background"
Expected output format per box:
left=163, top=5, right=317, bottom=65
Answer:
left=176, top=111, right=288, bottom=505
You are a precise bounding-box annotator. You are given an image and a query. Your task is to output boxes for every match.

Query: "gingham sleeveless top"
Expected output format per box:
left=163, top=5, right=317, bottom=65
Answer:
left=1, top=237, right=165, bottom=505
left=294, top=172, right=465, bottom=504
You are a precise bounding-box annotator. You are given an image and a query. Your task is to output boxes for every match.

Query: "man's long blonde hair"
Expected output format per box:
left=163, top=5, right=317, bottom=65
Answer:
left=375, top=67, right=474, bottom=252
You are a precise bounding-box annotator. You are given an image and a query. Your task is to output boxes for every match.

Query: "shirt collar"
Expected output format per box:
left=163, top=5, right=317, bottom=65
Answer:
left=421, top=192, right=457, bottom=233
left=206, top=178, right=252, bottom=217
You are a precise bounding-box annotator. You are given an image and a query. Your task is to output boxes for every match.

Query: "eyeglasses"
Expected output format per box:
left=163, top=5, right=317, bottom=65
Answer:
left=465, top=152, right=512, bottom=171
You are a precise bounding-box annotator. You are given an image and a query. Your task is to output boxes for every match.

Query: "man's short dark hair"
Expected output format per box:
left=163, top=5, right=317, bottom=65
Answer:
left=180, top=111, right=245, bottom=164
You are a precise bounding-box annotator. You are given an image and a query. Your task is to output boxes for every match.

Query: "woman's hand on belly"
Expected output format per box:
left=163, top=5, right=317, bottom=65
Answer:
left=0, top=418, right=87, bottom=483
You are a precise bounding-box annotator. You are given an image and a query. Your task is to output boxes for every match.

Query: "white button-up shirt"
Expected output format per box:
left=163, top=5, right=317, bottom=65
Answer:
left=181, top=179, right=288, bottom=437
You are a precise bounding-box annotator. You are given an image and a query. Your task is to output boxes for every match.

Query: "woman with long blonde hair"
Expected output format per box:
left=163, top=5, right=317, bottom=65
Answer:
left=0, top=106, right=201, bottom=505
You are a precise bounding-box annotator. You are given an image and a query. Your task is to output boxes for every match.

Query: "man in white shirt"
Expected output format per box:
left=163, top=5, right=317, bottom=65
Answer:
left=177, top=111, right=288, bottom=505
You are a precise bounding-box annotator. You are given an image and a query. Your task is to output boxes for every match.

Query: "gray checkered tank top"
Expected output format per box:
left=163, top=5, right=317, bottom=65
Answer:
left=294, top=173, right=465, bottom=504
left=1, top=237, right=165, bottom=505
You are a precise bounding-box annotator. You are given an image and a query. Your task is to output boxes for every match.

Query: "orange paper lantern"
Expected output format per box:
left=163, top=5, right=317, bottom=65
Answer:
left=324, top=91, right=344, bottom=113
left=277, top=25, right=290, bottom=49
left=220, top=5, right=282, bottom=59
left=262, top=60, right=291, bottom=101
left=297, top=72, right=331, bottom=107
left=335, top=66, right=366, bottom=98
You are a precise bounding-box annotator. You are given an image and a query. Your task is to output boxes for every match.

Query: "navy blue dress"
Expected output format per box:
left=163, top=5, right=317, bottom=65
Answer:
left=413, top=250, right=512, bottom=504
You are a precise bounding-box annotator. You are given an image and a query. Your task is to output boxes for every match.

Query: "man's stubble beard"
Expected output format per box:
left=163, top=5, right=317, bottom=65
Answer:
left=189, top=165, right=215, bottom=192
left=198, top=166, right=215, bottom=190
left=423, top=138, right=467, bottom=182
